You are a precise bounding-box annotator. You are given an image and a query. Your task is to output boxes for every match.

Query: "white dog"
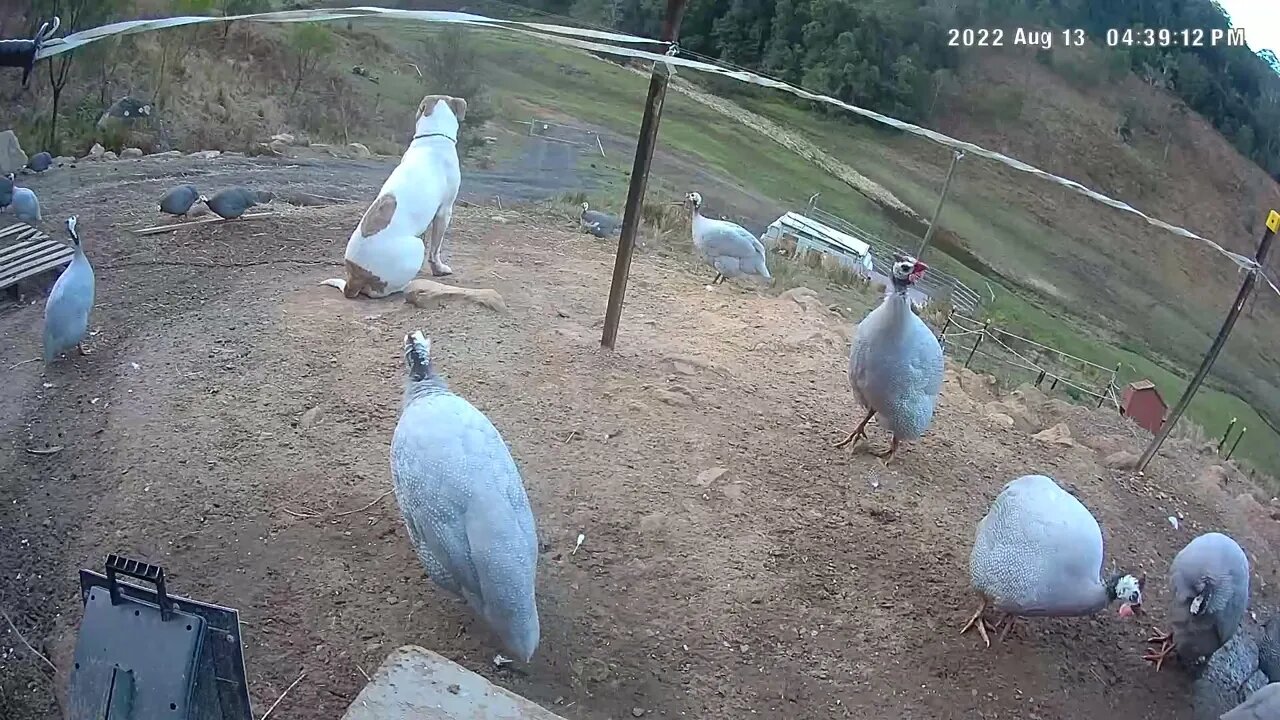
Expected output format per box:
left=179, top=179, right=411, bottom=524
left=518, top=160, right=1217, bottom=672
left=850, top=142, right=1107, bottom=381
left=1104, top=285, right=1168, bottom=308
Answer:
left=322, top=94, right=467, bottom=298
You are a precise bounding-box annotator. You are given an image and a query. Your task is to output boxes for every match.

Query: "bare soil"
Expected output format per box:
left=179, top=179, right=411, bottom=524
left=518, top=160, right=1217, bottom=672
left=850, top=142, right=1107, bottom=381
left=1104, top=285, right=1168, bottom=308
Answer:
left=2, top=155, right=1278, bottom=720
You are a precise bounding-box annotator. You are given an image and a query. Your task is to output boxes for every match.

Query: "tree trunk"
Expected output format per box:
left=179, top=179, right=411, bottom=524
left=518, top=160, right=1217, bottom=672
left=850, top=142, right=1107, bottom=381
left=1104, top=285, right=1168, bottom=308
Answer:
left=47, top=86, right=62, bottom=151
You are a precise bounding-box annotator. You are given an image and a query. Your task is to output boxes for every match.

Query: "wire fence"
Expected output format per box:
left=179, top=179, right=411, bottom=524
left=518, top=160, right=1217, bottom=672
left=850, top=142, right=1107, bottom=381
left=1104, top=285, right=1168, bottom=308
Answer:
left=937, top=310, right=1120, bottom=410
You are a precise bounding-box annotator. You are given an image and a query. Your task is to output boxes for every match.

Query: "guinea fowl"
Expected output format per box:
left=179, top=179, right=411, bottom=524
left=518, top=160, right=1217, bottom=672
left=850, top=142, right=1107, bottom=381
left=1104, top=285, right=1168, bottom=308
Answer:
left=0, top=173, right=13, bottom=210
left=205, top=187, right=266, bottom=219
left=961, top=474, right=1144, bottom=647
left=835, top=253, right=944, bottom=461
left=1146, top=532, right=1250, bottom=672
left=27, top=151, right=52, bottom=173
left=390, top=331, right=540, bottom=664
left=579, top=202, right=620, bottom=238
left=1222, top=683, right=1280, bottom=720
left=12, top=186, right=40, bottom=223
left=42, top=216, right=96, bottom=363
left=159, top=184, right=205, bottom=216
left=683, top=191, right=771, bottom=285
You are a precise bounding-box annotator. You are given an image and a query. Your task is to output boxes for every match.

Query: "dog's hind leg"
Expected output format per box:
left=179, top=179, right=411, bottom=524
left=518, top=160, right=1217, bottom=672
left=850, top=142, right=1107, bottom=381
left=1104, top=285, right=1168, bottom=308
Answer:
left=427, top=205, right=454, bottom=277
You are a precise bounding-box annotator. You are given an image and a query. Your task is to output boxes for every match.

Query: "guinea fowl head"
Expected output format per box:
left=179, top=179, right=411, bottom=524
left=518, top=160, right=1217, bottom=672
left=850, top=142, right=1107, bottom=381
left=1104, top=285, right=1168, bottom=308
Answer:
left=1110, top=572, right=1146, bottom=618
left=66, top=216, right=81, bottom=248
left=683, top=191, right=703, bottom=210
left=889, top=253, right=927, bottom=292
left=580, top=201, right=590, bottom=214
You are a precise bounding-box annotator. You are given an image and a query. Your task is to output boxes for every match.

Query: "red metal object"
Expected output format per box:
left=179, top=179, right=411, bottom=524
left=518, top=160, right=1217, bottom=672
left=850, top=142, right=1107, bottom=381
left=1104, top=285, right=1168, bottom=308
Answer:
left=1122, top=380, right=1168, bottom=434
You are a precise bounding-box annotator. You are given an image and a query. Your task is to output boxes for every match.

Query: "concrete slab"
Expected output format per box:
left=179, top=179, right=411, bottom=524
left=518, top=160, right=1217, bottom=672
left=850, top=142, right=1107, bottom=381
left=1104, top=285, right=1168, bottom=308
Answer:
left=341, top=645, right=566, bottom=720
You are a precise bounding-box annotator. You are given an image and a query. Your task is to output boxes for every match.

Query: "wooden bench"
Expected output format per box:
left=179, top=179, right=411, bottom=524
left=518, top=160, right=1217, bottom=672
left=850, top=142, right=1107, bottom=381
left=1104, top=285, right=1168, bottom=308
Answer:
left=0, top=222, right=73, bottom=293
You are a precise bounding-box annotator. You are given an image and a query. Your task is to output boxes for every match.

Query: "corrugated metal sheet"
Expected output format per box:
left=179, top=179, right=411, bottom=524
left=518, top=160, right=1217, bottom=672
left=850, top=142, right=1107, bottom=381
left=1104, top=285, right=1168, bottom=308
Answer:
left=767, top=212, right=870, bottom=256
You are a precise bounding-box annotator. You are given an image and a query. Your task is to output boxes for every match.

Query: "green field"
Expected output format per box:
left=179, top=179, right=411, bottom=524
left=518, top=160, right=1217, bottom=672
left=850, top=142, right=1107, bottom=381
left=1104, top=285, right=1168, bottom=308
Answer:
left=348, top=25, right=1280, bottom=479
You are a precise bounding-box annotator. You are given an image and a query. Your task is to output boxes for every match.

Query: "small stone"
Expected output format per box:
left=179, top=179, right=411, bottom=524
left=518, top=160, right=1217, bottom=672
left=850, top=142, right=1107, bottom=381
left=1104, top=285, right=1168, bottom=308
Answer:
left=298, top=406, right=323, bottom=429
left=87, top=142, right=105, bottom=159
left=187, top=149, right=221, bottom=159
left=101, top=151, right=118, bottom=161
left=347, top=141, right=372, bottom=158
left=447, top=684, right=461, bottom=695
left=632, top=708, right=645, bottom=717
left=1032, top=423, right=1075, bottom=447
left=656, top=389, right=692, bottom=406
left=1103, top=450, right=1140, bottom=470
left=121, top=147, right=143, bottom=159
left=270, top=132, right=296, bottom=145
left=986, top=412, right=1015, bottom=429
left=696, top=467, right=729, bottom=486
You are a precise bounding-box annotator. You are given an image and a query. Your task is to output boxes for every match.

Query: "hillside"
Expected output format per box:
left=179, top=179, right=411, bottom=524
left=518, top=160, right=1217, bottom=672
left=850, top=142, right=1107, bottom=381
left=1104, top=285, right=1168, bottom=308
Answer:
left=4, top=0, right=1280, bottom=477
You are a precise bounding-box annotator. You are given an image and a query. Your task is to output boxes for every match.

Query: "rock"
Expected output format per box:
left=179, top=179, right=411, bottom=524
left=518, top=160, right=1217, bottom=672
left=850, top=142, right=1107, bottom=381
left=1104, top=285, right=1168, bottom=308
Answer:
left=187, top=150, right=221, bottom=160
left=1032, top=423, right=1075, bottom=447
left=53, top=155, right=75, bottom=166
left=696, top=467, right=729, bottom=486
left=347, top=142, right=372, bottom=158
left=268, top=139, right=290, bottom=155
left=152, top=150, right=183, bottom=158
left=101, top=151, right=118, bottom=161
left=656, top=389, right=693, bottom=407
left=249, top=142, right=281, bottom=157
left=120, top=147, right=143, bottom=159
left=87, top=142, right=105, bottom=159
left=1103, top=450, right=1140, bottom=470
left=985, top=413, right=1015, bottom=429
left=298, top=406, right=323, bottom=430
left=632, top=709, right=645, bottom=718
left=779, top=286, right=825, bottom=315
left=403, top=279, right=507, bottom=314
left=984, top=400, right=1037, bottom=433
left=0, top=130, right=27, bottom=174
left=270, top=132, right=296, bottom=145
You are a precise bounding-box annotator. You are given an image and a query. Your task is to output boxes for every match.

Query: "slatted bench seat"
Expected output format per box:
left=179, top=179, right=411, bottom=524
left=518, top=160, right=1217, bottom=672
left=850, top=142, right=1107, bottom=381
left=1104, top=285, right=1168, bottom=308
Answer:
left=0, top=222, right=73, bottom=293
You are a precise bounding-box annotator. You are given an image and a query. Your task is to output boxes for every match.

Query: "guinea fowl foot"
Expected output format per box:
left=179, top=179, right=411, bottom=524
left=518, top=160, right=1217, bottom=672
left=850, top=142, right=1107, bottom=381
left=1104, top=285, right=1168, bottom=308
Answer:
left=960, top=599, right=995, bottom=648
left=834, top=410, right=876, bottom=450
left=1143, top=627, right=1175, bottom=671
left=871, top=437, right=901, bottom=464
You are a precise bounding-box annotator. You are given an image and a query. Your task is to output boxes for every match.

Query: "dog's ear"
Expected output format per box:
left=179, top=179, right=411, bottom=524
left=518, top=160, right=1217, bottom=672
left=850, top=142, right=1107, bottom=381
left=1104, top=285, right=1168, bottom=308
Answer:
left=447, top=96, right=467, bottom=122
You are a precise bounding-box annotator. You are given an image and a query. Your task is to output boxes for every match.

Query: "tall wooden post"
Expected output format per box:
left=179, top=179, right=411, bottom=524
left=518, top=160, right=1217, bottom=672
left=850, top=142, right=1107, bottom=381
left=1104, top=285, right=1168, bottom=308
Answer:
left=600, top=0, right=689, bottom=350
left=1136, top=210, right=1279, bottom=472
left=916, top=150, right=964, bottom=260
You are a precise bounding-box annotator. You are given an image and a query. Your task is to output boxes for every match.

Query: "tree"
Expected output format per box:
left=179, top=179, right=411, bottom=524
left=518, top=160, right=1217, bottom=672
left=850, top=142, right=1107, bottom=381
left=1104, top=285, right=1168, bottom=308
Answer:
left=419, top=30, right=495, bottom=158
left=29, top=0, right=130, bottom=152
left=286, top=24, right=336, bottom=97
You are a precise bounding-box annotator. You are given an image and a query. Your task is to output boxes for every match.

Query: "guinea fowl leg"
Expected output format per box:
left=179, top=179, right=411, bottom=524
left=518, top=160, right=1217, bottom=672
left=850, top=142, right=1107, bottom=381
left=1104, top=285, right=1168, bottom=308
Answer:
left=960, top=596, right=995, bottom=648
left=834, top=409, right=876, bottom=449
left=871, top=436, right=901, bottom=463
left=1143, top=627, right=1175, bottom=671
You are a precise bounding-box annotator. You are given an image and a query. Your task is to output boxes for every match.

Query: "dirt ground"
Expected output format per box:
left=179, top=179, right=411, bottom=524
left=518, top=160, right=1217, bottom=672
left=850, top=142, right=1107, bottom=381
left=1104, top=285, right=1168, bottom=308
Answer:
left=2, top=154, right=1280, bottom=720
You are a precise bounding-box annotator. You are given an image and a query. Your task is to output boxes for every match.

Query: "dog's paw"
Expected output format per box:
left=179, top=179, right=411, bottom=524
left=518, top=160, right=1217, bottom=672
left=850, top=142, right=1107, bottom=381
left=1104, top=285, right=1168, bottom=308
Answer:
left=430, top=261, right=454, bottom=277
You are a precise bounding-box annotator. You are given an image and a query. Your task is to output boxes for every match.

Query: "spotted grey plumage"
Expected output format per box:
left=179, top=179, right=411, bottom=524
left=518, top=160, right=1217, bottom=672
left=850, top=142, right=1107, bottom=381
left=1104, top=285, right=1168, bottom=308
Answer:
left=1146, top=532, right=1250, bottom=672
left=962, top=474, right=1143, bottom=647
left=390, top=331, right=540, bottom=662
left=42, top=216, right=95, bottom=363
left=12, top=186, right=40, bottom=223
left=684, top=191, right=771, bottom=285
left=0, top=173, right=13, bottom=209
left=27, top=151, right=52, bottom=173
left=579, top=202, right=620, bottom=238
left=1221, top=683, right=1280, bottom=720
left=159, top=184, right=203, bottom=216
left=205, top=187, right=264, bottom=219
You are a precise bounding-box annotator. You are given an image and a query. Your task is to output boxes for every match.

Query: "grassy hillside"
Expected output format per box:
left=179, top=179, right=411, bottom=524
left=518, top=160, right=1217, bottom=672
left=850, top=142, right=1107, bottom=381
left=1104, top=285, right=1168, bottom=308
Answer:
left=2, top=4, right=1278, bottom=480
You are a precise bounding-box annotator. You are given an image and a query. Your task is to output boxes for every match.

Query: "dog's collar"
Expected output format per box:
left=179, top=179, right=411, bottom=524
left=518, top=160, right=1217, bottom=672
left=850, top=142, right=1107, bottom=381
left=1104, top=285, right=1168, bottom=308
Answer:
left=412, top=132, right=457, bottom=143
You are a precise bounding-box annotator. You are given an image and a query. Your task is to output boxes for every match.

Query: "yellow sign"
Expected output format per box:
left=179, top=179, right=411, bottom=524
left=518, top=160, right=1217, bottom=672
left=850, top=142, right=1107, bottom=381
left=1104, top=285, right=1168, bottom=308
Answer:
left=1269, top=209, right=1280, bottom=233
